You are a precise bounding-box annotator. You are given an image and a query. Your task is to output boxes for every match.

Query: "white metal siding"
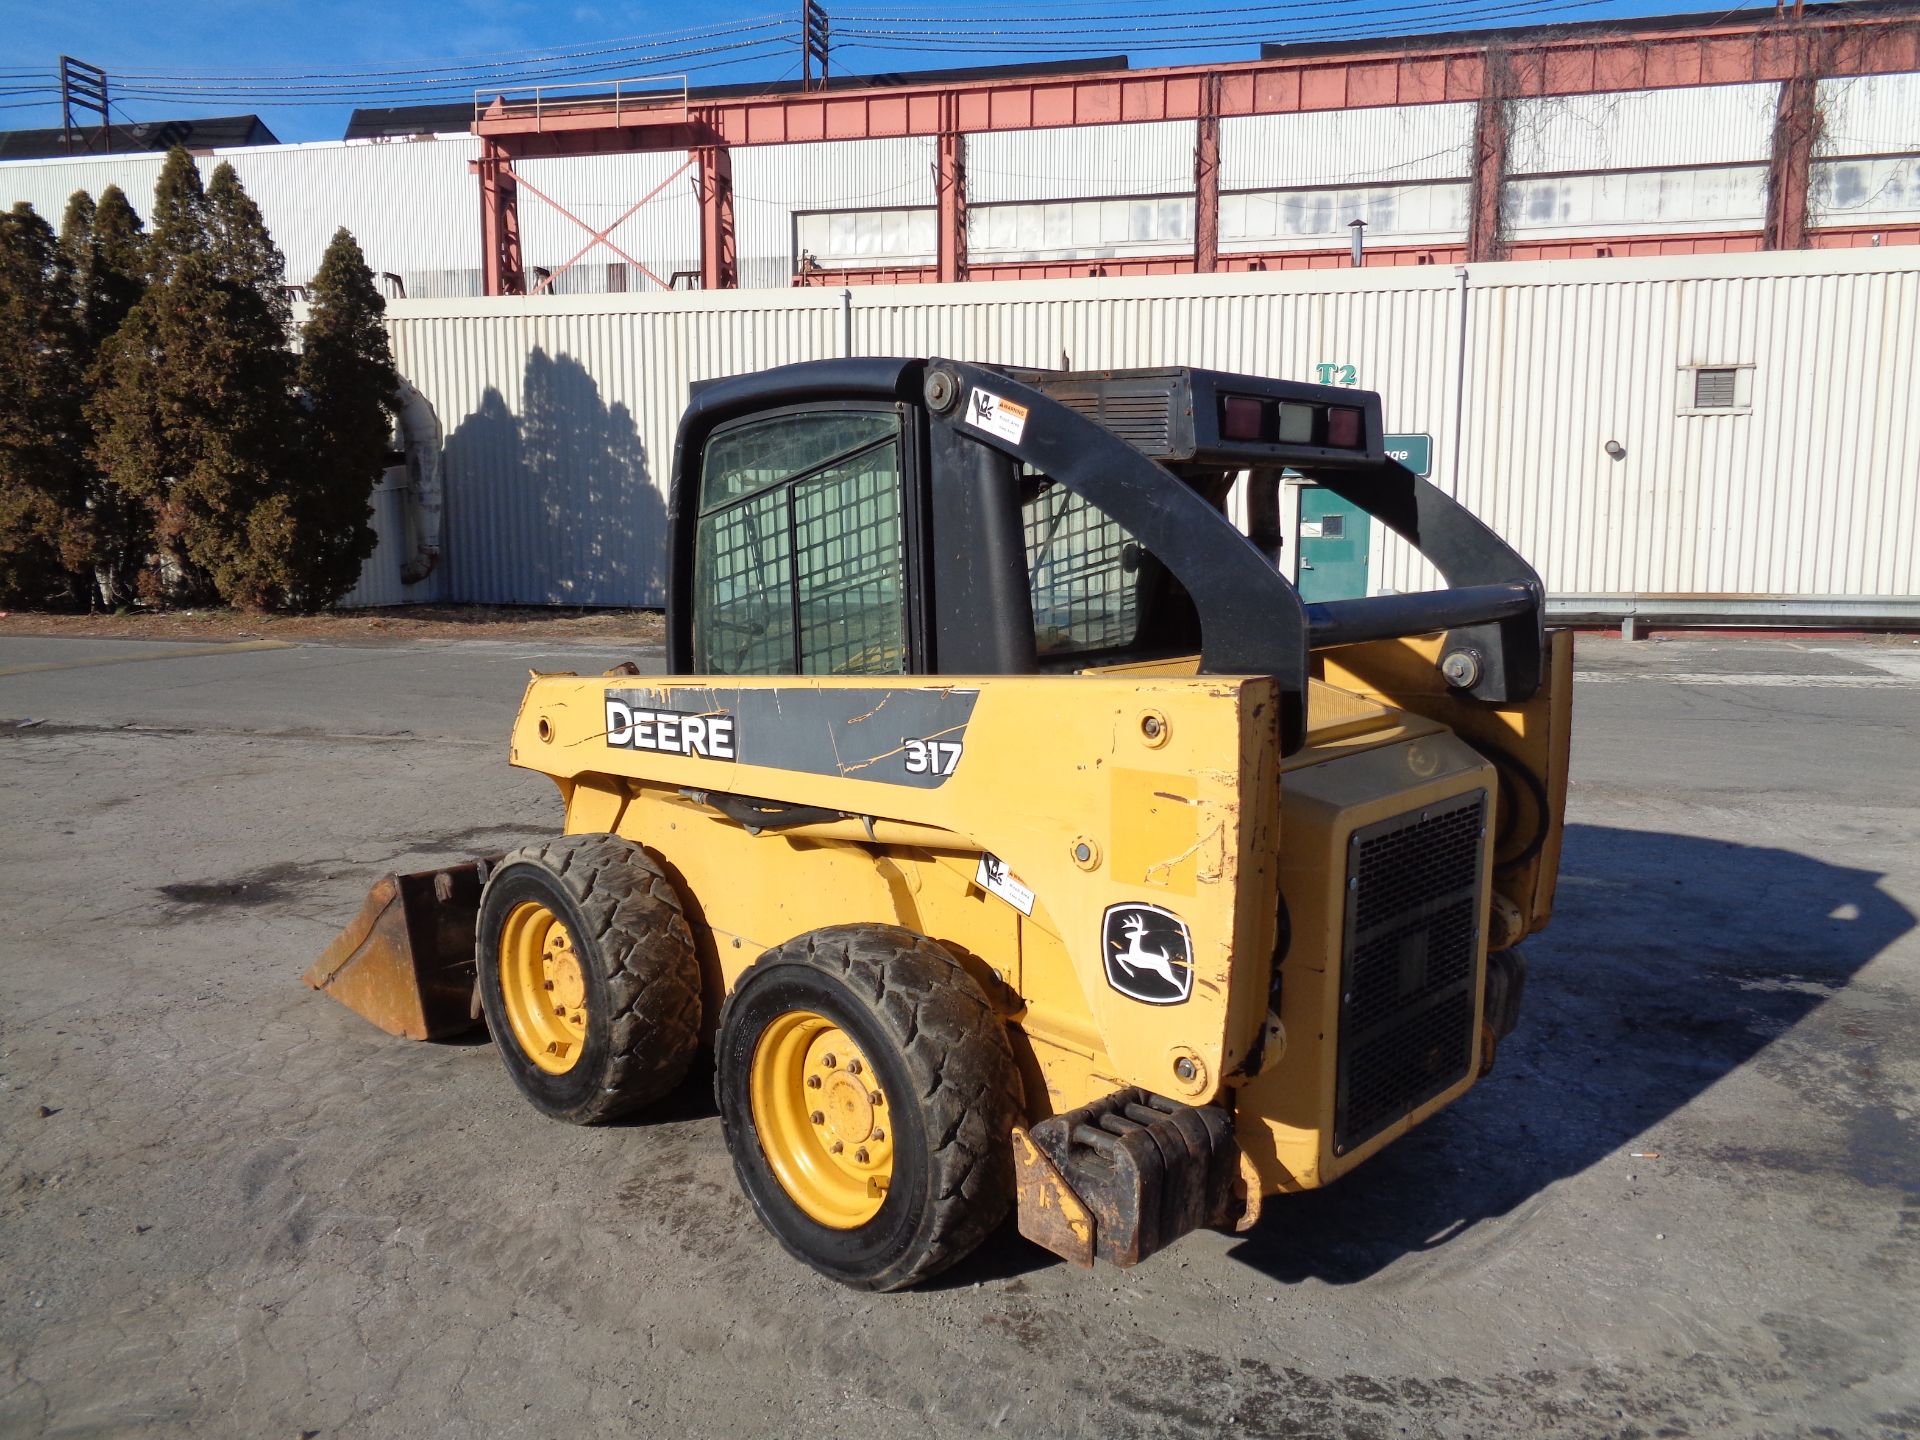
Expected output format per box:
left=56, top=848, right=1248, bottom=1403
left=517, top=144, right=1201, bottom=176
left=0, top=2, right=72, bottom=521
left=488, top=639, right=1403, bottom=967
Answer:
left=1817, top=71, right=1920, bottom=157
left=368, top=250, right=1918, bottom=610
left=1449, top=258, right=1919, bottom=600
left=513, top=151, right=701, bottom=290
left=968, top=122, right=1194, bottom=203
left=1506, top=83, right=1781, bottom=174
left=0, top=151, right=168, bottom=227
left=733, top=138, right=939, bottom=288
left=1222, top=104, right=1476, bottom=189
left=207, top=137, right=480, bottom=285
left=0, top=136, right=483, bottom=290
left=382, top=292, right=845, bottom=605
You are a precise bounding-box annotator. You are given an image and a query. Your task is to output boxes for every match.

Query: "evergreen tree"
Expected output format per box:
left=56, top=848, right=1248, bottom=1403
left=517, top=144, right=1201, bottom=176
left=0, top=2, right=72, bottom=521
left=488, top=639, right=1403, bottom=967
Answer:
left=288, top=228, right=399, bottom=609
left=57, top=189, right=97, bottom=319
left=59, top=186, right=152, bottom=605
left=91, top=149, right=299, bottom=607
left=0, top=203, right=91, bottom=606
left=207, top=162, right=290, bottom=329
left=63, top=185, right=147, bottom=352
left=92, top=186, right=149, bottom=329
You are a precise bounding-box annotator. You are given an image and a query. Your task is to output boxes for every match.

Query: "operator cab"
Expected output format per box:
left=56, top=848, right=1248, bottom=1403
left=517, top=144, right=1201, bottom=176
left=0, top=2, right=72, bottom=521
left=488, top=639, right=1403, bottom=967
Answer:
left=668, top=358, right=1543, bottom=754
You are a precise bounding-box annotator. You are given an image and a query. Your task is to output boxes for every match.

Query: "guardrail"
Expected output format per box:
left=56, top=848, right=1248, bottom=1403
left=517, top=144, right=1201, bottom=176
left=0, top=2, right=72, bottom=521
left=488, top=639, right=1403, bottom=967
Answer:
left=473, top=76, right=690, bottom=129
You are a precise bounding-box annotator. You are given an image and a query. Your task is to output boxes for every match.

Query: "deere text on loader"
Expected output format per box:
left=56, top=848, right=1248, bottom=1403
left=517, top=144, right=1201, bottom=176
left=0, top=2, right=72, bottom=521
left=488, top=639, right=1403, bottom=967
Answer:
left=307, top=357, right=1572, bottom=1291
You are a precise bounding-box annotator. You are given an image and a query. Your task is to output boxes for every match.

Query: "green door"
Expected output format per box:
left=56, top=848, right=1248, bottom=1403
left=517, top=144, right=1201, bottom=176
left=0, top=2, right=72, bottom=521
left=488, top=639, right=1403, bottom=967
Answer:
left=1294, top=484, right=1371, bottom=603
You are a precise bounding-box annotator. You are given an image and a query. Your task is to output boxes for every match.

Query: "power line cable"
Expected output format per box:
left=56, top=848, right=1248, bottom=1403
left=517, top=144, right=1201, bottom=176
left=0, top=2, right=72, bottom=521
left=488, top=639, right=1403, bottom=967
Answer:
left=835, top=0, right=1628, bottom=41
left=114, top=36, right=792, bottom=97
left=114, top=17, right=792, bottom=81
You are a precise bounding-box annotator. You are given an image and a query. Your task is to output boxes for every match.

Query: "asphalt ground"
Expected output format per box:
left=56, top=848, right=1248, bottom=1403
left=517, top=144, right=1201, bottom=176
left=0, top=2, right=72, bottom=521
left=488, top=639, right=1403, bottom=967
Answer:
left=2, top=631, right=1916, bottom=1439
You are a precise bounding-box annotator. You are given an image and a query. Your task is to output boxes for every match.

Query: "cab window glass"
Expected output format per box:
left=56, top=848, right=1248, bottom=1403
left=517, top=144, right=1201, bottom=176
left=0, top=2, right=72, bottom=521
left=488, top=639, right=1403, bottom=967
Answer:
left=1022, top=474, right=1145, bottom=656
left=701, top=411, right=897, bottom=511
left=694, top=409, right=906, bottom=674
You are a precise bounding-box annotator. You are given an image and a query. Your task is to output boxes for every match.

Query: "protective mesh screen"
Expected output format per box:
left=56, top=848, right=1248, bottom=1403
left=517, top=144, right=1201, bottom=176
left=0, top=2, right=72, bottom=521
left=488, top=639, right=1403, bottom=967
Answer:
left=693, top=428, right=903, bottom=675
left=694, top=487, right=793, bottom=674
left=1023, top=479, right=1141, bottom=657
left=793, top=446, right=905, bottom=674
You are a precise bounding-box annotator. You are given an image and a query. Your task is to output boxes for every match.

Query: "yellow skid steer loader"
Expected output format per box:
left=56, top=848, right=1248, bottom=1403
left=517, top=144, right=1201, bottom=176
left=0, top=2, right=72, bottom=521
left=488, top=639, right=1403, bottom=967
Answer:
left=307, top=358, right=1572, bottom=1291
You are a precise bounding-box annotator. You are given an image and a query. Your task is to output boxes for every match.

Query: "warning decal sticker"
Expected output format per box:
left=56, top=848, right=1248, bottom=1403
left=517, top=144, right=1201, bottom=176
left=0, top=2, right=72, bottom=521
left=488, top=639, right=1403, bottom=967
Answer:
left=965, top=387, right=1029, bottom=445
left=974, top=853, right=1035, bottom=915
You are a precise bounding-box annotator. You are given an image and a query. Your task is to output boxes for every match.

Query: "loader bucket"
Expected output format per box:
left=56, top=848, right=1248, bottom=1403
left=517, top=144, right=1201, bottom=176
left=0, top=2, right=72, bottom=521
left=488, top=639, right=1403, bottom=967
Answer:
left=303, top=860, right=495, bottom=1040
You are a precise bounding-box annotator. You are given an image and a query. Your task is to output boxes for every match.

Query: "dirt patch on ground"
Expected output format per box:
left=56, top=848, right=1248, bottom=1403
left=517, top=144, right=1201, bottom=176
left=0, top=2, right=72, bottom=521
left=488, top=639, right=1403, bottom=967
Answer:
left=0, top=604, right=665, bottom=645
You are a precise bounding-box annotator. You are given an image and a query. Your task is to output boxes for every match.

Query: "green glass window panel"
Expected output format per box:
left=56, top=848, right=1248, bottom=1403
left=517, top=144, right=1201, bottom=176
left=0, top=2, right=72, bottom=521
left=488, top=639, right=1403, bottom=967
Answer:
left=693, top=486, right=793, bottom=673
left=701, top=411, right=898, bottom=512
left=692, top=410, right=906, bottom=675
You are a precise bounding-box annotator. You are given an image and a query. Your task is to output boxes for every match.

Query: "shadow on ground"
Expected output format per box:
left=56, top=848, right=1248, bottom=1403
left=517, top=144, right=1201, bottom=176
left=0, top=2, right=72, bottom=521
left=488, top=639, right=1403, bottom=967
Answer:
left=1224, top=821, right=1915, bottom=1284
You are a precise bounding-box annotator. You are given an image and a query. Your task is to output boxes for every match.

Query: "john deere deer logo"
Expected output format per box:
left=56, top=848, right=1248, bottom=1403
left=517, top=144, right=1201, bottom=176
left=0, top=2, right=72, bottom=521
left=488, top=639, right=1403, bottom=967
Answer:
left=1101, top=904, right=1193, bottom=1005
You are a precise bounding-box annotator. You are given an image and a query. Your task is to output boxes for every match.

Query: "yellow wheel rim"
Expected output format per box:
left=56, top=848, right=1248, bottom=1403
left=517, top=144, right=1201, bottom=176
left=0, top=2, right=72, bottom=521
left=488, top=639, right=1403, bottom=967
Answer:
left=498, top=901, right=588, bottom=1075
left=749, top=1009, right=895, bottom=1228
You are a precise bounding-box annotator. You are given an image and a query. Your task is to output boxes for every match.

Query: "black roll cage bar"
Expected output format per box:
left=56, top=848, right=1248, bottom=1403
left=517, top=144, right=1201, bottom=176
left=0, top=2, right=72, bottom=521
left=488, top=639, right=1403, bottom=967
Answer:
left=668, top=357, right=1544, bottom=756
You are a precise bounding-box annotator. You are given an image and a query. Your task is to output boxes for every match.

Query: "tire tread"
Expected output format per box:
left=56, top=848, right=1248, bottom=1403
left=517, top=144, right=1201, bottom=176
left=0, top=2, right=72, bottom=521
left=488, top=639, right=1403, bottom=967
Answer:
left=488, top=834, right=702, bottom=1124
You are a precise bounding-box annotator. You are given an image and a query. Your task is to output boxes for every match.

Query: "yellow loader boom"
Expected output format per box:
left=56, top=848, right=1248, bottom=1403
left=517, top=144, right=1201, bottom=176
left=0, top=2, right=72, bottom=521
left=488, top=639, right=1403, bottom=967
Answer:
left=308, top=356, right=1572, bottom=1289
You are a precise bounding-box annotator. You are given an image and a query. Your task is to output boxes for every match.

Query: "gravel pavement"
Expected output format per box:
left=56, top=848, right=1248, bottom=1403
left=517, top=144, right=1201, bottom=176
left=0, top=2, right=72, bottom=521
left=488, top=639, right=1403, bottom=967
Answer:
left=2, top=631, right=1916, bottom=1438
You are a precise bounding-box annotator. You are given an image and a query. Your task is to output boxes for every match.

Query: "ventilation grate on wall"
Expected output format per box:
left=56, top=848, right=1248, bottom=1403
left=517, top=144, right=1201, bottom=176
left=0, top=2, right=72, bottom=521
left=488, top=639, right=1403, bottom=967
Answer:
left=1693, top=367, right=1739, bottom=409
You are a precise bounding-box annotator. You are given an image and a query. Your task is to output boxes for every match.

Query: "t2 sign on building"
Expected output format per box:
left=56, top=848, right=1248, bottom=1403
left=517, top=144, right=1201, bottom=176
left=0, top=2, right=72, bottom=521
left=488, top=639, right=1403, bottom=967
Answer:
left=1293, top=433, right=1431, bottom=603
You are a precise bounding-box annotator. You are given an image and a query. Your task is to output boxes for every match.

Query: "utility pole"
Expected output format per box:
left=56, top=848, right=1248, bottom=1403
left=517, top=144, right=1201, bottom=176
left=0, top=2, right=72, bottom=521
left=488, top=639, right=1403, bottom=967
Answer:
left=58, top=56, right=109, bottom=156
left=802, top=1, right=830, bottom=92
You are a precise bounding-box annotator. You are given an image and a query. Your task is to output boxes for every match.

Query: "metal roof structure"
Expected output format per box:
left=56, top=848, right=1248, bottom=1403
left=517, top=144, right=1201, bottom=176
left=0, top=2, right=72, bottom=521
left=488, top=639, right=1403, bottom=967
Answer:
left=0, top=115, right=279, bottom=161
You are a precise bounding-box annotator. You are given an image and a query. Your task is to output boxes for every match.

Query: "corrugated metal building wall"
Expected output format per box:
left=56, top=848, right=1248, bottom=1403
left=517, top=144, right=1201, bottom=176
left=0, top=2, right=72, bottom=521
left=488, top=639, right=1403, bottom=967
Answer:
left=357, top=246, right=1917, bottom=613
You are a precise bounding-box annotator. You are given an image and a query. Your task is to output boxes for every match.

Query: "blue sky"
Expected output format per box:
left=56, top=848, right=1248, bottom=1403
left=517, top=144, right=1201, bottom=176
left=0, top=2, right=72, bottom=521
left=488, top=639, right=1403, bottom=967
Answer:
left=2, top=0, right=1762, bottom=143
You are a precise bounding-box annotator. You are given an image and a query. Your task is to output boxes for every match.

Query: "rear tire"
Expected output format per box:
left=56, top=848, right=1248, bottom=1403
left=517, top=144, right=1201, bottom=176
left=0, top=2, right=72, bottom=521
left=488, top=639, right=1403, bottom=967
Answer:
left=715, top=924, right=1021, bottom=1291
left=477, top=834, right=701, bottom=1125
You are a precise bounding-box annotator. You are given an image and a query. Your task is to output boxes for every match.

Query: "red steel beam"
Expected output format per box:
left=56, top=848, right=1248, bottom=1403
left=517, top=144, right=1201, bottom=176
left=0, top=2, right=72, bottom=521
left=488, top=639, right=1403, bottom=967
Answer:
left=474, top=140, right=524, bottom=295
left=936, top=96, right=967, bottom=285
left=474, top=11, right=1920, bottom=157
left=1194, top=73, right=1221, bottom=274
left=695, top=139, right=737, bottom=289
left=1764, top=71, right=1821, bottom=250
left=1465, top=90, right=1510, bottom=264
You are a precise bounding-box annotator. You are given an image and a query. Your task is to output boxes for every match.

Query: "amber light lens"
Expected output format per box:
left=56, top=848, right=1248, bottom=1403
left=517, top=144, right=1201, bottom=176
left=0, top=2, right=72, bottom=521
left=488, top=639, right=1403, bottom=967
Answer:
left=1221, top=395, right=1266, bottom=440
left=1326, top=405, right=1364, bottom=448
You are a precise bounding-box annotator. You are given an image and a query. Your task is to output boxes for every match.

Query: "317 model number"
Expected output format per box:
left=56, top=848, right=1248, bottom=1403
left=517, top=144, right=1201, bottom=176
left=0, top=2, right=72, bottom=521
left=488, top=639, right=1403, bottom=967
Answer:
left=903, top=738, right=963, bottom=776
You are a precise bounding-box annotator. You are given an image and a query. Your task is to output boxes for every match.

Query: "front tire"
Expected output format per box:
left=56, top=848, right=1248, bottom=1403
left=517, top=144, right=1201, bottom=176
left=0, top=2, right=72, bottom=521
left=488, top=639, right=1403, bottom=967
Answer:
left=714, top=924, right=1022, bottom=1291
left=476, top=834, right=701, bottom=1125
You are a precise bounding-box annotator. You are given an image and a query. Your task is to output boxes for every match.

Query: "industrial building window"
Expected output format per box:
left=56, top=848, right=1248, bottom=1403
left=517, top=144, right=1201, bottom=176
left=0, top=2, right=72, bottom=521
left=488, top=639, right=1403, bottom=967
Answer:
left=693, top=409, right=907, bottom=674
left=969, top=197, right=1194, bottom=262
left=1219, top=182, right=1470, bottom=250
left=1677, top=364, right=1753, bottom=416
left=794, top=208, right=938, bottom=270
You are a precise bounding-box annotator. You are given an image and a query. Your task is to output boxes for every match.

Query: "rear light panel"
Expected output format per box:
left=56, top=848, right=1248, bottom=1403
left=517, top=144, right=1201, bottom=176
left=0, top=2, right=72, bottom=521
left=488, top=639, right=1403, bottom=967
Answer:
left=1216, top=393, right=1371, bottom=453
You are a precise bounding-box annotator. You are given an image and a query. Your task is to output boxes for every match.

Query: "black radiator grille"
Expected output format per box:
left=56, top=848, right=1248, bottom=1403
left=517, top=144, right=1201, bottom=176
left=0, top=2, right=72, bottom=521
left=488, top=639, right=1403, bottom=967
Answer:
left=1334, top=792, right=1487, bottom=1155
left=1050, top=389, right=1175, bottom=456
